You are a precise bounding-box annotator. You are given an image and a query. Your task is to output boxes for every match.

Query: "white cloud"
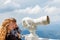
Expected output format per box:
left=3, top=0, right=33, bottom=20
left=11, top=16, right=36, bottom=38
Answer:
left=44, top=6, right=60, bottom=15
left=46, top=0, right=60, bottom=7
left=30, top=5, right=41, bottom=14
left=0, top=0, right=20, bottom=13
left=4, top=0, right=11, bottom=4
left=0, top=0, right=6, bottom=5
left=14, top=5, right=42, bottom=14
left=52, top=0, right=60, bottom=3
left=3, top=0, right=20, bottom=7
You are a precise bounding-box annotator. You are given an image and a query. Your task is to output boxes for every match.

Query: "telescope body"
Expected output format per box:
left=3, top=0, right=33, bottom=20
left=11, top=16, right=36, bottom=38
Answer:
left=22, top=16, right=50, bottom=40
left=22, top=16, right=50, bottom=28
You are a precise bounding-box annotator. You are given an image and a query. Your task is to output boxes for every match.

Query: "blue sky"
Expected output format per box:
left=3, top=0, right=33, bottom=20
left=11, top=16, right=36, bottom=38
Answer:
left=0, top=0, right=60, bottom=39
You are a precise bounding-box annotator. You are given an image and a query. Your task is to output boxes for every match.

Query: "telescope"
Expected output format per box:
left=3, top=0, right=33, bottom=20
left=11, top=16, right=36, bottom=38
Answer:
left=22, top=16, right=50, bottom=40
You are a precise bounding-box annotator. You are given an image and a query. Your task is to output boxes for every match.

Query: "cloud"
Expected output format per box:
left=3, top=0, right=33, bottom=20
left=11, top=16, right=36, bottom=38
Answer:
left=52, top=0, right=60, bottom=3
left=0, top=0, right=6, bottom=5
left=3, top=0, right=11, bottom=4
left=14, top=5, right=42, bottom=14
left=0, top=0, right=20, bottom=13
left=44, top=6, right=60, bottom=15
left=3, top=0, right=20, bottom=7
left=46, top=0, right=60, bottom=7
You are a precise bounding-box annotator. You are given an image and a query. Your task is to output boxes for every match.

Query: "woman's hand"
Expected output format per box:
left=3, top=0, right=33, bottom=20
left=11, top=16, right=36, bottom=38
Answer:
left=17, top=33, right=21, bottom=38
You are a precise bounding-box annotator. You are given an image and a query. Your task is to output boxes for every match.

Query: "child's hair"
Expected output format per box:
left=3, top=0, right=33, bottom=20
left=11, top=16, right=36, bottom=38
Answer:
left=0, top=18, right=16, bottom=40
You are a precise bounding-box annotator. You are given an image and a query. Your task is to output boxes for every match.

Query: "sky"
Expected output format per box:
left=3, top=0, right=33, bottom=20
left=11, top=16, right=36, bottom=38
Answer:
left=0, top=0, right=60, bottom=39
left=0, top=0, right=60, bottom=24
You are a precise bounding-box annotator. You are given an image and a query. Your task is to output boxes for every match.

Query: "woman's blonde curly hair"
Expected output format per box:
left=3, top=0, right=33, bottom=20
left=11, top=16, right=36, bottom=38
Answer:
left=0, top=18, right=16, bottom=40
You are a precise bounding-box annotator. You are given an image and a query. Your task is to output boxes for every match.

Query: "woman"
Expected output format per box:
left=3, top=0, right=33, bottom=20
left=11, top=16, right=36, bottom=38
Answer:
left=0, top=18, right=21, bottom=40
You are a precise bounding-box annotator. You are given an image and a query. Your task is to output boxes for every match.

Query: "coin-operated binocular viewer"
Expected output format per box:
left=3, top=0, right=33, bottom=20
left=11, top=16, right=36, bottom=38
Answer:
left=22, top=16, right=50, bottom=40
